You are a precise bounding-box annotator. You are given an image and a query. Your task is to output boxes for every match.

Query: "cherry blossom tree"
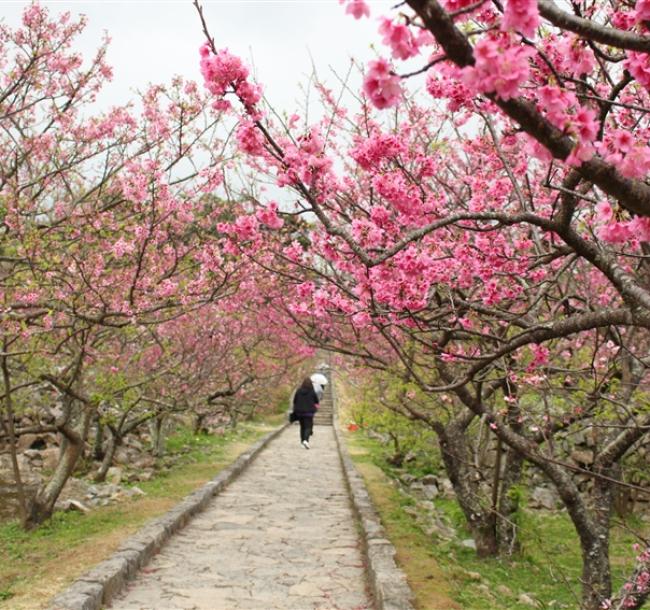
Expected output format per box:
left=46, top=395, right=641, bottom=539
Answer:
left=193, top=0, right=650, bottom=603
left=0, top=3, right=272, bottom=529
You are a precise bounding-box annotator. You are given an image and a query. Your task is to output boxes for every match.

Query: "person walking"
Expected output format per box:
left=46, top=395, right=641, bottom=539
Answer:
left=292, top=377, right=319, bottom=449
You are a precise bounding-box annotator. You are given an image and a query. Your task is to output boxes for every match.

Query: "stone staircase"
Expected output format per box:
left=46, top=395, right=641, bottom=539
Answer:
left=314, top=370, right=334, bottom=426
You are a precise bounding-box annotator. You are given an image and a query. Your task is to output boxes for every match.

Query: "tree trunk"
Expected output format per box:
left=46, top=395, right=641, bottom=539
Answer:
left=496, top=445, right=524, bottom=555
left=580, top=536, right=611, bottom=610
left=1, top=345, right=27, bottom=522
left=578, top=464, right=616, bottom=609
left=92, top=415, right=105, bottom=462
left=24, top=420, right=86, bottom=530
left=193, top=412, right=207, bottom=435
left=436, top=423, right=498, bottom=557
left=150, top=415, right=166, bottom=457
left=496, top=401, right=524, bottom=556
left=94, top=430, right=118, bottom=483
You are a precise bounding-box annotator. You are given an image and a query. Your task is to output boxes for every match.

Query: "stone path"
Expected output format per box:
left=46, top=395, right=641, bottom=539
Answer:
left=109, top=425, right=373, bottom=610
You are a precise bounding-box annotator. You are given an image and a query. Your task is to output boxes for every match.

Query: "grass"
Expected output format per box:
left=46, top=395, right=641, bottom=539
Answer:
left=344, top=429, right=645, bottom=610
left=0, top=416, right=283, bottom=610
left=347, top=435, right=461, bottom=610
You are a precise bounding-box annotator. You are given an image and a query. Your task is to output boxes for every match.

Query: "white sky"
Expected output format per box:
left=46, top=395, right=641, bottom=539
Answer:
left=0, top=0, right=396, bottom=114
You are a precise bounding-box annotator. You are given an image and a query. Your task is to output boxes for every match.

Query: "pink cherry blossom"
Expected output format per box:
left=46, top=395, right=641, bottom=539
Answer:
left=343, top=0, right=370, bottom=19
left=635, top=0, right=650, bottom=22
left=379, top=17, right=421, bottom=60
left=462, top=37, right=534, bottom=101
left=502, top=0, right=539, bottom=38
left=362, top=58, right=402, bottom=109
left=624, top=51, right=650, bottom=90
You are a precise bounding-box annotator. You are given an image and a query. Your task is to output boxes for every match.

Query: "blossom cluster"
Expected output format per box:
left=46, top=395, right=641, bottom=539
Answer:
left=199, top=44, right=262, bottom=112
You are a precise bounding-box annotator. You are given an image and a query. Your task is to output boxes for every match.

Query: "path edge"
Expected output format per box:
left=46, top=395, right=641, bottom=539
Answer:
left=333, top=412, right=416, bottom=610
left=47, top=422, right=289, bottom=610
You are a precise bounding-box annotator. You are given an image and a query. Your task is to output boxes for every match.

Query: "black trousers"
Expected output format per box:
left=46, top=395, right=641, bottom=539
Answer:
left=298, top=416, right=314, bottom=442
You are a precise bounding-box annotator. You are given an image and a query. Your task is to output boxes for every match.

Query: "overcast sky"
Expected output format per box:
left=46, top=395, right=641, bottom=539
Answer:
left=1, top=1, right=395, bottom=114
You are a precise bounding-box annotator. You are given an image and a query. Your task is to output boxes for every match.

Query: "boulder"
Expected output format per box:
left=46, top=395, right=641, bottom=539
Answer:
left=400, top=473, right=416, bottom=486
left=106, top=466, right=123, bottom=485
left=518, top=593, right=541, bottom=607
left=22, top=449, right=44, bottom=461
left=530, top=486, right=560, bottom=510
left=570, top=449, right=594, bottom=465
left=17, top=433, right=38, bottom=451
left=439, top=478, right=455, bottom=498
left=461, top=538, right=477, bottom=550
left=404, top=506, right=419, bottom=518
left=58, top=499, right=91, bottom=514
left=125, top=437, right=144, bottom=451
left=41, top=447, right=60, bottom=471
left=421, top=474, right=438, bottom=486
left=422, top=484, right=439, bottom=500
left=113, top=447, right=131, bottom=465
left=132, top=455, right=155, bottom=470
left=137, top=469, right=155, bottom=482
left=125, top=486, right=146, bottom=497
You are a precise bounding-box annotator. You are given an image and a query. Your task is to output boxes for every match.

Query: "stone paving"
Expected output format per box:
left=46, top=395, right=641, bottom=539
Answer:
left=109, top=425, right=373, bottom=610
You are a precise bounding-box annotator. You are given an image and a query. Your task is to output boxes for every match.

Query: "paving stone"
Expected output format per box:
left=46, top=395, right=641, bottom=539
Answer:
left=109, top=426, right=372, bottom=610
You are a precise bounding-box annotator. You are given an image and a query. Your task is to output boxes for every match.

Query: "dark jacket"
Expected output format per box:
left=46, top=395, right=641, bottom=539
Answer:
left=293, top=387, right=319, bottom=417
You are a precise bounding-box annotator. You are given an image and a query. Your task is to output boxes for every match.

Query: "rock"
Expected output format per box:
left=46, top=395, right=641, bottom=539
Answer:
left=461, top=538, right=476, bottom=550
left=104, top=483, right=119, bottom=496
left=409, top=481, right=425, bottom=492
left=465, top=571, right=482, bottom=581
left=518, top=593, right=541, bottom=607
left=22, top=449, right=43, bottom=461
left=125, top=437, right=144, bottom=450
left=419, top=501, right=435, bottom=511
left=530, top=486, right=559, bottom=510
left=404, top=506, right=419, bottom=518
left=132, top=455, right=155, bottom=470
left=421, top=474, right=438, bottom=486
left=125, top=486, right=146, bottom=497
left=422, top=484, right=439, bottom=500
left=114, top=446, right=140, bottom=465
left=570, top=449, right=594, bottom=465
left=61, top=476, right=93, bottom=500
left=439, top=478, right=455, bottom=498
left=106, top=466, right=123, bottom=485
left=16, top=433, right=38, bottom=451
left=496, top=584, right=513, bottom=596
left=41, top=447, right=59, bottom=471
left=400, top=474, right=416, bottom=486
left=423, top=514, right=456, bottom=540
left=137, top=469, right=154, bottom=482
left=60, top=499, right=90, bottom=513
